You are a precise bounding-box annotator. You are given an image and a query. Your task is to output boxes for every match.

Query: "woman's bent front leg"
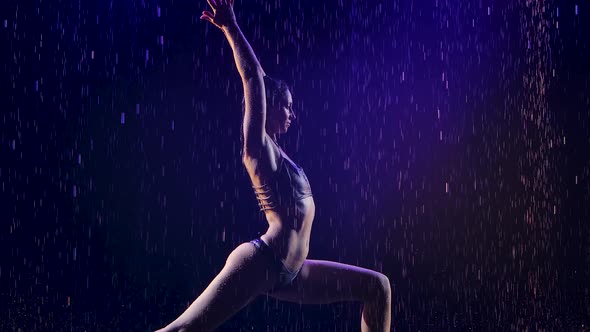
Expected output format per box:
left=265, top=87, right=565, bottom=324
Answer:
left=157, top=242, right=279, bottom=332
left=266, top=259, right=392, bottom=332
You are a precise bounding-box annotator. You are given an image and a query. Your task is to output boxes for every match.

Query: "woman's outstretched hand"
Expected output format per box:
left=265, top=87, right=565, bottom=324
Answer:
left=200, top=0, right=237, bottom=30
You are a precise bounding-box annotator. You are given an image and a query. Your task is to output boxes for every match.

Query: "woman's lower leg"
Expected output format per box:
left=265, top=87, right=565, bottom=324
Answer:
left=360, top=276, right=392, bottom=332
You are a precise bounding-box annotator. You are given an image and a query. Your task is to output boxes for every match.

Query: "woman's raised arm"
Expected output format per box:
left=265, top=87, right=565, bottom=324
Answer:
left=200, top=0, right=267, bottom=157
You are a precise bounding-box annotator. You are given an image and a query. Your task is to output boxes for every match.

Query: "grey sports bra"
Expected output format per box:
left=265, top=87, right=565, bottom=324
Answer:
left=252, top=138, right=313, bottom=212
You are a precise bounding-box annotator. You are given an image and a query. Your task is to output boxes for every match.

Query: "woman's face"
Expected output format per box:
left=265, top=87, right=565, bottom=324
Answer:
left=269, top=89, right=295, bottom=135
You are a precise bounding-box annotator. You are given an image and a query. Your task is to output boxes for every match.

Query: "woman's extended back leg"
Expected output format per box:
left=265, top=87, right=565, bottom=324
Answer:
left=157, top=242, right=280, bottom=332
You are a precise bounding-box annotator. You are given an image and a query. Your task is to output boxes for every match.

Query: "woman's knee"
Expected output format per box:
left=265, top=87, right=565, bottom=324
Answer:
left=378, top=273, right=392, bottom=300
left=364, top=272, right=391, bottom=302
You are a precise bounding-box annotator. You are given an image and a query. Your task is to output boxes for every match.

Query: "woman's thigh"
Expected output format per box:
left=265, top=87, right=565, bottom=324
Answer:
left=265, top=259, right=390, bottom=305
left=179, top=242, right=280, bottom=330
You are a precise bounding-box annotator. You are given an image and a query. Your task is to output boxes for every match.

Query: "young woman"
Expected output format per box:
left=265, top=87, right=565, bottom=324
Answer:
left=156, top=1, right=391, bottom=331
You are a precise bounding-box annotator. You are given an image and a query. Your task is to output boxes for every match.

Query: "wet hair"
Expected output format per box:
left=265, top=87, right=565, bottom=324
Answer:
left=240, top=76, right=291, bottom=158
left=263, top=75, right=291, bottom=110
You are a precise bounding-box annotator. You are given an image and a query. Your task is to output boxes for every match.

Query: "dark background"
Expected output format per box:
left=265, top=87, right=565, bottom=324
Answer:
left=1, top=0, right=588, bottom=330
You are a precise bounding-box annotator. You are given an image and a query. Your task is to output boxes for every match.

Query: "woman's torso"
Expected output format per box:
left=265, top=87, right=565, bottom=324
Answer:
left=243, top=133, right=315, bottom=271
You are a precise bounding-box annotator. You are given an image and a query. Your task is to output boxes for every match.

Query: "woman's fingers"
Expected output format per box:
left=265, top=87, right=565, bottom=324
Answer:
left=211, top=0, right=232, bottom=9
left=199, top=14, right=211, bottom=23
left=201, top=0, right=235, bottom=29
left=201, top=10, right=214, bottom=18
left=200, top=12, right=213, bottom=22
left=200, top=10, right=222, bottom=28
left=200, top=12, right=213, bottom=21
left=206, top=0, right=217, bottom=10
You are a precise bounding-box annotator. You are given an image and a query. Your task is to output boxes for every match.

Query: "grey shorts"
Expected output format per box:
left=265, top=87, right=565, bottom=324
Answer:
left=249, top=238, right=302, bottom=292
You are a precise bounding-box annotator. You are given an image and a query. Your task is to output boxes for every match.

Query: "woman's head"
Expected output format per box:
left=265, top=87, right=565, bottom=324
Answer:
left=263, top=76, right=296, bottom=136
left=241, top=76, right=296, bottom=139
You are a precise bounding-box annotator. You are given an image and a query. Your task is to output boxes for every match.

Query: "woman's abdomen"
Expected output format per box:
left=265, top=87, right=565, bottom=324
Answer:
left=262, top=197, right=315, bottom=269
